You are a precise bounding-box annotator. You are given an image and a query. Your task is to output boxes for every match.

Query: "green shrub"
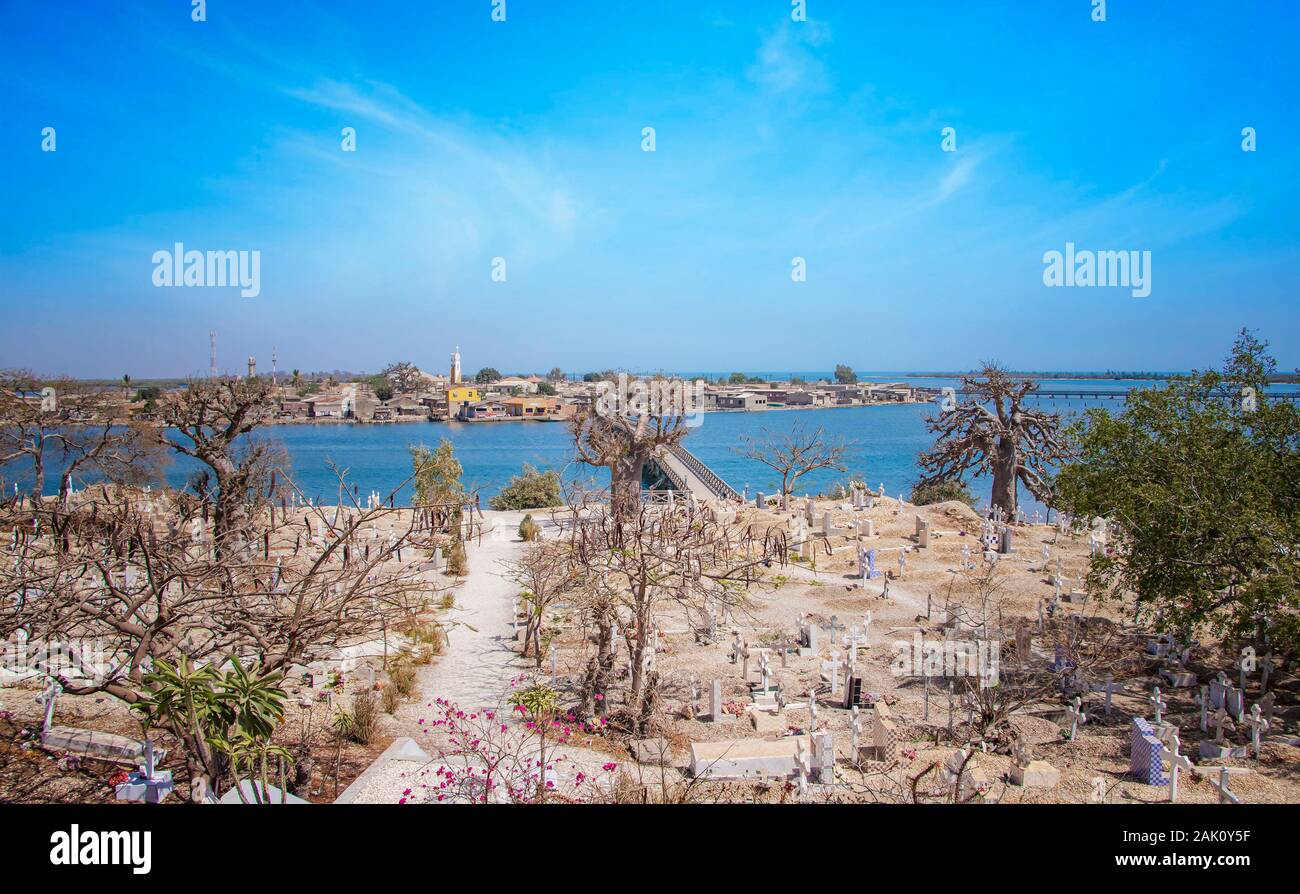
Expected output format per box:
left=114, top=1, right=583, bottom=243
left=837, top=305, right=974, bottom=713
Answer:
left=489, top=465, right=562, bottom=510
left=909, top=479, right=976, bottom=507
left=518, top=514, right=540, bottom=542
left=510, top=682, right=559, bottom=720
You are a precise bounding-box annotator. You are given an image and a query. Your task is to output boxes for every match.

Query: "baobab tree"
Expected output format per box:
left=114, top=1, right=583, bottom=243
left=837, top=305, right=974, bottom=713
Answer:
left=156, top=376, right=280, bottom=548
left=916, top=365, right=1069, bottom=517
left=569, top=380, right=694, bottom=516
left=736, top=422, right=851, bottom=499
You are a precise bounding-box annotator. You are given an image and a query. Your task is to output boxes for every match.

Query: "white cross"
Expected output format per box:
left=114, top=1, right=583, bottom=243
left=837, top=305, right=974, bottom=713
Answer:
left=850, top=705, right=862, bottom=756
left=1064, top=696, right=1086, bottom=741
left=795, top=738, right=810, bottom=796
left=1162, top=732, right=1193, bottom=803
left=1244, top=703, right=1269, bottom=759
left=1148, top=685, right=1168, bottom=725
left=1216, top=767, right=1242, bottom=805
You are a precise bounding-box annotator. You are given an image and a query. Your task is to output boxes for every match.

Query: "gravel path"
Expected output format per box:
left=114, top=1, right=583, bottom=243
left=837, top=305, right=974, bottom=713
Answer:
left=421, top=510, right=535, bottom=710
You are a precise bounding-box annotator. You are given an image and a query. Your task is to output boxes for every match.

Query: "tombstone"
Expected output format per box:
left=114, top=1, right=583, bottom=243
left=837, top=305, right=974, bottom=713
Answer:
left=810, top=729, right=835, bottom=783
left=827, top=651, right=841, bottom=698
left=1258, top=691, right=1276, bottom=729
left=1129, top=717, right=1169, bottom=786
left=1209, top=672, right=1229, bottom=710
left=709, top=679, right=722, bottom=722
left=1161, top=733, right=1194, bottom=803
left=799, top=618, right=818, bottom=656
left=998, top=527, right=1014, bottom=554
left=1200, top=707, right=1241, bottom=759
left=755, top=492, right=765, bottom=510
left=1244, top=703, right=1269, bottom=759
left=794, top=739, right=810, bottom=796
left=915, top=516, right=930, bottom=548
left=871, top=701, right=899, bottom=762
left=1094, top=674, right=1123, bottom=716
left=1009, top=741, right=1060, bottom=788
left=1216, top=767, right=1242, bottom=805
left=1063, top=696, right=1086, bottom=741
left=939, top=748, right=988, bottom=802
left=1148, top=685, right=1168, bottom=726
left=114, top=740, right=175, bottom=804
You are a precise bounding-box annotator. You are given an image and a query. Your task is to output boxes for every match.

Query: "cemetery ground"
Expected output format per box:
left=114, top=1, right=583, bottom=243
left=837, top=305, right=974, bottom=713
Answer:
left=3, top=497, right=1299, bottom=805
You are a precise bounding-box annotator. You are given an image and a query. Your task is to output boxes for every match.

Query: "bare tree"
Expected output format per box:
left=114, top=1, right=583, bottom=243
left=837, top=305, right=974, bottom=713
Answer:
left=569, top=499, right=780, bottom=733
left=917, top=364, right=1070, bottom=516
left=569, top=397, right=689, bottom=518
left=0, top=370, right=166, bottom=503
left=0, top=471, right=460, bottom=800
left=736, top=422, right=851, bottom=497
left=381, top=361, right=424, bottom=394
left=500, top=541, right=582, bottom=664
left=156, top=376, right=279, bottom=549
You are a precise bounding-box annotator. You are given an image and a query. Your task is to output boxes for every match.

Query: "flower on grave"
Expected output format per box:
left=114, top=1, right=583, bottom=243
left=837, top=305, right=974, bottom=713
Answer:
left=108, top=770, right=130, bottom=787
left=602, top=762, right=617, bottom=772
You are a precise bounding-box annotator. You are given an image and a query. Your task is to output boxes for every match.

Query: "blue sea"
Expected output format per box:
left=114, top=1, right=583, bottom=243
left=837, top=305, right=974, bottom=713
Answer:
left=15, top=376, right=1278, bottom=513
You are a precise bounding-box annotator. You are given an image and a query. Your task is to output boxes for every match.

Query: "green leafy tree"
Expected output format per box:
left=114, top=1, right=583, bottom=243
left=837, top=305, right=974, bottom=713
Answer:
left=490, top=464, right=562, bottom=510
left=410, top=439, right=465, bottom=506
left=834, top=364, right=857, bottom=384
left=475, top=367, right=502, bottom=384
left=133, top=657, right=289, bottom=802
left=1055, top=330, right=1300, bottom=649
left=547, top=367, right=566, bottom=382
left=537, top=382, right=557, bottom=396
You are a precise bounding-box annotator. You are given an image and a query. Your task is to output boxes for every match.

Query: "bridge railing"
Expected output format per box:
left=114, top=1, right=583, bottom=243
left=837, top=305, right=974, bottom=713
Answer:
left=669, top=445, right=743, bottom=502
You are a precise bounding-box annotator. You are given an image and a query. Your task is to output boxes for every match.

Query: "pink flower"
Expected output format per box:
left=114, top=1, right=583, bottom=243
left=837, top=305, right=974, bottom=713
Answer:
left=602, top=762, right=617, bottom=772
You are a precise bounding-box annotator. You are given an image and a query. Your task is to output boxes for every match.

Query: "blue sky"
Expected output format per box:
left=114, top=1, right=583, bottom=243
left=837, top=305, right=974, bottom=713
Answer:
left=2, top=0, right=1298, bottom=378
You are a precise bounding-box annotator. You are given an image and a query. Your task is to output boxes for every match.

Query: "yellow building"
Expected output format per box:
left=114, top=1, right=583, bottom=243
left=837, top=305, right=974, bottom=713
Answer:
left=447, top=385, right=480, bottom=417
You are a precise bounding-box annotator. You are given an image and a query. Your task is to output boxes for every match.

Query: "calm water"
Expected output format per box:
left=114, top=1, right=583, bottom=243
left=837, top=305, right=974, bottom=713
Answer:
left=13, top=378, right=1213, bottom=512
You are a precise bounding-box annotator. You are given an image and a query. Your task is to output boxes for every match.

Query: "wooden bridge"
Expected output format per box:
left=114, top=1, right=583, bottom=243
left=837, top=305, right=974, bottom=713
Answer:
left=645, top=444, right=744, bottom=503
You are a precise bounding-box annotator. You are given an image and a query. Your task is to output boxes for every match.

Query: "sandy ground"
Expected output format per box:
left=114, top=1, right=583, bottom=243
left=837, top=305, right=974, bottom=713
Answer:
left=4, top=496, right=1298, bottom=804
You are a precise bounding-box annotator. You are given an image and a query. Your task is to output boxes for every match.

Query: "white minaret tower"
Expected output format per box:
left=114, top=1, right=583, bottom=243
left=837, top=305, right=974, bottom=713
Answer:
left=450, top=345, right=462, bottom=385
left=209, top=330, right=218, bottom=378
